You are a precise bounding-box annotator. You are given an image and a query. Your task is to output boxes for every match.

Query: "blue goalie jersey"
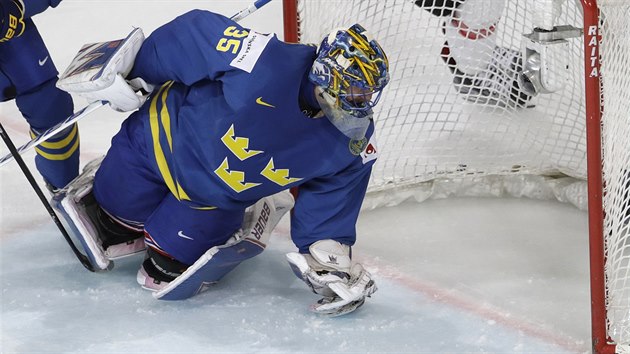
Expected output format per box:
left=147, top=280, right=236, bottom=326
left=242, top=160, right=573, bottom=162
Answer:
left=129, top=10, right=379, bottom=250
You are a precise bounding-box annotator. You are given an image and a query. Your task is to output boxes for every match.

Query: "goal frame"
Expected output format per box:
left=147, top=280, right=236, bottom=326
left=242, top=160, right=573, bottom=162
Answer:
left=282, top=0, right=613, bottom=352
left=581, top=2, right=610, bottom=353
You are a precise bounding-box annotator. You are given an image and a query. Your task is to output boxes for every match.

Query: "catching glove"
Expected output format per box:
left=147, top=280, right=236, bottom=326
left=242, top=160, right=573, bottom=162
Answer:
left=286, top=239, right=377, bottom=317
left=57, top=27, right=153, bottom=112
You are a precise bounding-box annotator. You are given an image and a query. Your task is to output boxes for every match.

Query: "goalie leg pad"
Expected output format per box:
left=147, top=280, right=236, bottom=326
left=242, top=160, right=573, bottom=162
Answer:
left=54, top=158, right=110, bottom=270
left=53, top=157, right=145, bottom=271
left=146, top=191, right=294, bottom=300
left=240, top=189, right=294, bottom=246
left=152, top=239, right=266, bottom=300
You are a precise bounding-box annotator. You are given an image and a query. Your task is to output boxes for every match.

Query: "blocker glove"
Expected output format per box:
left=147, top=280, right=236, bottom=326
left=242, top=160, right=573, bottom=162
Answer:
left=286, top=239, right=377, bottom=316
left=0, top=0, right=25, bottom=42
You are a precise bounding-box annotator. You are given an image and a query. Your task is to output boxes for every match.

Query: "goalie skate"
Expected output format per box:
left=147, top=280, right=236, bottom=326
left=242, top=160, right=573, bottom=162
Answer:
left=53, top=158, right=145, bottom=271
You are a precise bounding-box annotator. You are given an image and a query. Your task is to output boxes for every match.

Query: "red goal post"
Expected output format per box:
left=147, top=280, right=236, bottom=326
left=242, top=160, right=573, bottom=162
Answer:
left=282, top=1, right=629, bottom=353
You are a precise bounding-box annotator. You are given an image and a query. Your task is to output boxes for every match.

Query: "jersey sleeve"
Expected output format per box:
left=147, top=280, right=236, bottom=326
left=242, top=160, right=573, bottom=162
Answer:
left=129, top=9, right=250, bottom=86
left=23, top=0, right=62, bottom=18
left=290, top=159, right=375, bottom=253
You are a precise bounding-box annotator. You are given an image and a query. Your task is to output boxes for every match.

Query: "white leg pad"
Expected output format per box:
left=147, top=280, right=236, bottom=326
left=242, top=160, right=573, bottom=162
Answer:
left=53, top=158, right=111, bottom=270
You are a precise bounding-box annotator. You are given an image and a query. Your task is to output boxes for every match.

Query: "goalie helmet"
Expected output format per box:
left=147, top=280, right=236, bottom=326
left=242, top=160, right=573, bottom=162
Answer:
left=309, top=24, right=390, bottom=140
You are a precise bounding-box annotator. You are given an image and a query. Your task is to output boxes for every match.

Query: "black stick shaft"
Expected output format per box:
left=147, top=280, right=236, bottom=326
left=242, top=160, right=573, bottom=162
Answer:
left=0, top=122, right=94, bottom=272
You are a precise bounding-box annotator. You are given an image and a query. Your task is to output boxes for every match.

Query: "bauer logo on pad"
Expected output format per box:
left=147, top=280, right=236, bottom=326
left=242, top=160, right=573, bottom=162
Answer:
left=230, top=31, right=272, bottom=73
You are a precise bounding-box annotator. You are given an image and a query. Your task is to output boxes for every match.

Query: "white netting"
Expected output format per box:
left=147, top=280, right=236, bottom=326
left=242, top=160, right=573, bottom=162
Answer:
left=291, top=0, right=630, bottom=348
left=295, top=0, right=587, bottom=208
left=599, top=1, right=630, bottom=347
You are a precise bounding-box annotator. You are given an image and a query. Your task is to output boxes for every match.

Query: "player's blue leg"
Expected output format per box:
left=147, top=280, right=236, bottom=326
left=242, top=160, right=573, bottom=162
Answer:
left=18, top=79, right=78, bottom=190
left=1, top=20, right=78, bottom=189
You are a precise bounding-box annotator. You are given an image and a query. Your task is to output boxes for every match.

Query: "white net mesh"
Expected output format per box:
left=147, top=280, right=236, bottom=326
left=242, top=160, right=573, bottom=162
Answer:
left=599, top=1, right=630, bottom=347
left=295, top=0, right=586, bottom=195
left=291, top=0, right=630, bottom=348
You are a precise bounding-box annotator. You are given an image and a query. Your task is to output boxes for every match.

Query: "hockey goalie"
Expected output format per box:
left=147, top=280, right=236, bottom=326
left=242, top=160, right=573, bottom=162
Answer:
left=52, top=8, right=388, bottom=317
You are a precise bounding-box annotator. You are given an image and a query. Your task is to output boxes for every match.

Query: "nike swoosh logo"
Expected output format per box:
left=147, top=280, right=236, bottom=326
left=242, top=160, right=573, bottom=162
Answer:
left=38, top=56, right=49, bottom=66
left=177, top=230, right=194, bottom=240
left=256, top=97, right=275, bottom=108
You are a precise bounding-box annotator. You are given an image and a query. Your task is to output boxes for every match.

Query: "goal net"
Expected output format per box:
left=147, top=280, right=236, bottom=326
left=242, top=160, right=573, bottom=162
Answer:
left=283, top=0, right=629, bottom=352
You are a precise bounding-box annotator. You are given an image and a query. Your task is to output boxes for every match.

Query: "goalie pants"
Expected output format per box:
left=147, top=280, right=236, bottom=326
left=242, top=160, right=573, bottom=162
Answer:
left=93, top=112, right=244, bottom=265
left=0, top=19, right=78, bottom=188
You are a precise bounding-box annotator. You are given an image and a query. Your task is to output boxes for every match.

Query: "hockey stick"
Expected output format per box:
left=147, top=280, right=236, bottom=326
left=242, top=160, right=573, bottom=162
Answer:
left=0, top=100, right=105, bottom=168
left=231, top=0, right=273, bottom=21
left=0, top=0, right=274, bottom=168
left=0, top=122, right=96, bottom=272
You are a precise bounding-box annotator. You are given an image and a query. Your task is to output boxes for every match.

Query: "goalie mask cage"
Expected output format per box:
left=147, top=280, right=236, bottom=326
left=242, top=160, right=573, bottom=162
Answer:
left=282, top=0, right=630, bottom=353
